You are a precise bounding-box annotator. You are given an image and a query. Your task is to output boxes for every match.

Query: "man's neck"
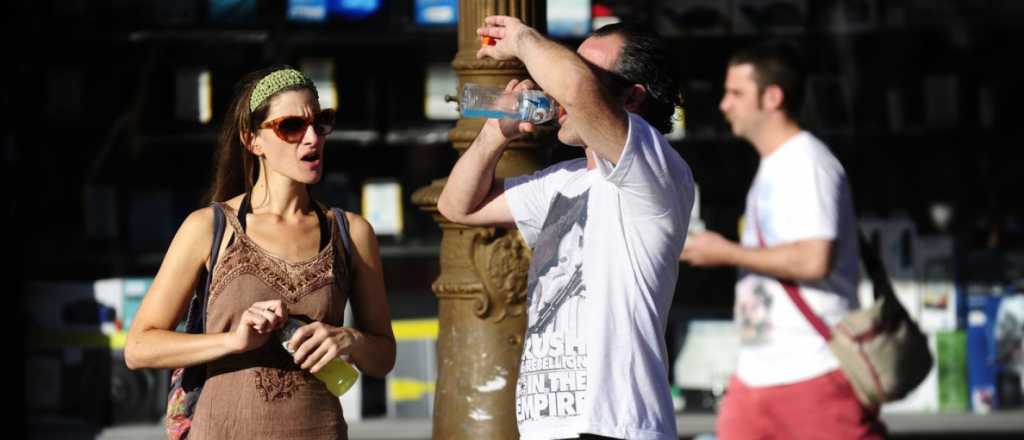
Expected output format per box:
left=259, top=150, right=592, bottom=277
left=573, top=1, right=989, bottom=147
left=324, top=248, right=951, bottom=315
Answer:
left=750, top=119, right=802, bottom=158
left=585, top=148, right=597, bottom=170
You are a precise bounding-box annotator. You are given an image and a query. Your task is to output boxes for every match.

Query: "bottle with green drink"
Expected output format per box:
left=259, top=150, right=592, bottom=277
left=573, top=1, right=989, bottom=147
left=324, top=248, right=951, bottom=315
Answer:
left=278, top=318, right=360, bottom=397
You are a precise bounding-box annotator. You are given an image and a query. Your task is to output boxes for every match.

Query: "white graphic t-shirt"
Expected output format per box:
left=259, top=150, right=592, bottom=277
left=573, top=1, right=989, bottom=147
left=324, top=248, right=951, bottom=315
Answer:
left=734, top=131, right=861, bottom=387
left=505, top=113, right=694, bottom=440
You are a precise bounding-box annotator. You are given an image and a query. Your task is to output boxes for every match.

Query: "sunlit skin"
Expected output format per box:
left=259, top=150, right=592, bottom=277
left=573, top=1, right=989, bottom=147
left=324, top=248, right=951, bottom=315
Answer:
left=437, top=15, right=645, bottom=227
left=720, top=63, right=769, bottom=141
left=558, top=33, right=625, bottom=149
left=248, top=89, right=326, bottom=187
left=718, top=63, right=799, bottom=158
left=125, top=82, right=396, bottom=381
left=680, top=62, right=830, bottom=282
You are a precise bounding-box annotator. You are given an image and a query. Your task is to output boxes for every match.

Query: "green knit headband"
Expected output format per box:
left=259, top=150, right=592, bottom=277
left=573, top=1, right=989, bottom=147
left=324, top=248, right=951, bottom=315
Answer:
left=249, top=68, right=318, bottom=112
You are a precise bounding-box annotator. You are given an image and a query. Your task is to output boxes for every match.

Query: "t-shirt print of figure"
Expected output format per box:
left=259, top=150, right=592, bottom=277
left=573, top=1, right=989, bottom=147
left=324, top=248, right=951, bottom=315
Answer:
left=529, top=221, right=585, bottom=335
left=526, top=191, right=589, bottom=336
left=735, top=275, right=773, bottom=346
left=517, top=190, right=590, bottom=424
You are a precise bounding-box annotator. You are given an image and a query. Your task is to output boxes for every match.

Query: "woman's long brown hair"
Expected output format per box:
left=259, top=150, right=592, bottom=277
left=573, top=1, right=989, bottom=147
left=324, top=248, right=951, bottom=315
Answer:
left=204, top=65, right=313, bottom=204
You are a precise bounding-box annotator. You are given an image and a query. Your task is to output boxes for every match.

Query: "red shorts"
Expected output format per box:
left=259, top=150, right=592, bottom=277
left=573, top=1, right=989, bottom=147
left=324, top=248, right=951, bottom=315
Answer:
left=716, top=370, right=887, bottom=440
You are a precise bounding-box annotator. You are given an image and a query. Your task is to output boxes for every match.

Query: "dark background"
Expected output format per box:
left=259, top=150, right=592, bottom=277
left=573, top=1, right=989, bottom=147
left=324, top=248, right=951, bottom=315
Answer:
left=9, top=0, right=1024, bottom=437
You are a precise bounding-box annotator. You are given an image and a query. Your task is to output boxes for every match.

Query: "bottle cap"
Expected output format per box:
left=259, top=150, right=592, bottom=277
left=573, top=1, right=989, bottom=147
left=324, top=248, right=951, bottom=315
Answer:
left=277, top=318, right=306, bottom=352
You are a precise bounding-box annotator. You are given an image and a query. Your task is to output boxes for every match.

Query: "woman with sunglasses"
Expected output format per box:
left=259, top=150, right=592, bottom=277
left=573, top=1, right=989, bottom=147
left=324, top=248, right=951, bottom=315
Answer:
left=125, top=66, right=396, bottom=439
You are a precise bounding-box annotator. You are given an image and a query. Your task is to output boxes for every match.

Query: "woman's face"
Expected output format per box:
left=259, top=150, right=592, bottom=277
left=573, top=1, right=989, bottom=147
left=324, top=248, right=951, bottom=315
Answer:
left=250, top=89, right=327, bottom=185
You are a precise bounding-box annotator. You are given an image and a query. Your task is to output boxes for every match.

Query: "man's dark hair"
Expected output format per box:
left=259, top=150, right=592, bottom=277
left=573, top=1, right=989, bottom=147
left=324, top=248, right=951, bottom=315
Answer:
left=728, top=41, right=806, bottom=119
left=592, top=22, right=684, bottom=134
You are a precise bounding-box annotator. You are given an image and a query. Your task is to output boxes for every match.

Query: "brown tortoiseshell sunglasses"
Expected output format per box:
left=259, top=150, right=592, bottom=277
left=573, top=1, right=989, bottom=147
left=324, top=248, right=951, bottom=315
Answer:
left=258, top=108, right=336, bottom=143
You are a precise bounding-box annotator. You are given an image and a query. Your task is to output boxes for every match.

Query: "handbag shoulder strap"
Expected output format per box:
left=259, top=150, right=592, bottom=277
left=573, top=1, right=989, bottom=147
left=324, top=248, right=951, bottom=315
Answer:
left=856, top=229, right=910, bottom=322
left=857, top=230, right=897, bottom=301
left=178, top=203, right=226, bottom=391
left=184, top=203, right=226, bottom=334
left=331, top=207, right=355, bottom=279
left=751, top=205, right=834, bottom=341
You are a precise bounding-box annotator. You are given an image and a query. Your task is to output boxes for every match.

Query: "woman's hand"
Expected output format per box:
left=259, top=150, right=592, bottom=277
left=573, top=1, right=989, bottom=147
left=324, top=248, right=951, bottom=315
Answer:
left=287, top=322, right=363, bottom=374
left=226, top=300, right=288, bottom=354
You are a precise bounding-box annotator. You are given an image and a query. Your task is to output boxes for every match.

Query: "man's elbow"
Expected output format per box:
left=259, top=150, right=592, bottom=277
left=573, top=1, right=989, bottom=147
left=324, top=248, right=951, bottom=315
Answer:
left=804, top=264, right=830, bottom=281
left=436, top=198, right=466, bottom=224
left=786, top=240, right=833, bottom=282
left=561, top=82, right=588, bottom=116
left=558, top=65, right=595, bottom=113
left=795, top=257, right=830, bottom=281
left=437, top=193, right=484, bottom=226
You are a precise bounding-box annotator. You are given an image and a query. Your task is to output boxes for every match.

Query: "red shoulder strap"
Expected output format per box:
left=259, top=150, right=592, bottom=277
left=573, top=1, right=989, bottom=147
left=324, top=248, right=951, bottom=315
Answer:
left=751, top=206, right=834, bottom=341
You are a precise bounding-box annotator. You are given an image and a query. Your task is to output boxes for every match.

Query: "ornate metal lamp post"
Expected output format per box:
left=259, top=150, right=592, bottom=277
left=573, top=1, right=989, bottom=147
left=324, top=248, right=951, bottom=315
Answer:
left=411, top=1, right=547, bottom=438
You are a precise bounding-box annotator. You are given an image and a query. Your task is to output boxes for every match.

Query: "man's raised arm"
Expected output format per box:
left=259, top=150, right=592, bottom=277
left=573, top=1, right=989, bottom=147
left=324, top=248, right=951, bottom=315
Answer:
left=476, top=16, right=629, bottom=165
left=437, top=79, right=537, bottom=227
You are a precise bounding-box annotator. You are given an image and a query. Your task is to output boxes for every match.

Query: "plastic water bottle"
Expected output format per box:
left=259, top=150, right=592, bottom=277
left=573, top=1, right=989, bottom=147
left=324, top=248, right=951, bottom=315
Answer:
left=460, top=82, right=561, bottom=124
left=278, top=318, right=360, bottom=397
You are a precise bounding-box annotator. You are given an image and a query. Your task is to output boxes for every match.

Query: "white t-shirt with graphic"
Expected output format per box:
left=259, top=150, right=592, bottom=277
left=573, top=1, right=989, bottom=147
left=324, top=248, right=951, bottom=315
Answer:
left=504, top=113, right=694, bottom=440
left=734, top=131, right=861, bottom=387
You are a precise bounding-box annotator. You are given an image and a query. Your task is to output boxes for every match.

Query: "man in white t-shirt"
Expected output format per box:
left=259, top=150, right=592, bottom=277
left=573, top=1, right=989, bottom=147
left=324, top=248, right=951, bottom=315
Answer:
left=438, top=17, right=694, bottom=440
left=681, top=42, right=886, bottom=439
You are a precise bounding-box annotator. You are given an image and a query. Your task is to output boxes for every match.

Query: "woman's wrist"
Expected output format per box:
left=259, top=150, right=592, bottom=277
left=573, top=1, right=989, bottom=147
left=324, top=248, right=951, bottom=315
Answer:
left=221, top=331, right=244, bottom=355
left=335, top=326, right=366, bottom=365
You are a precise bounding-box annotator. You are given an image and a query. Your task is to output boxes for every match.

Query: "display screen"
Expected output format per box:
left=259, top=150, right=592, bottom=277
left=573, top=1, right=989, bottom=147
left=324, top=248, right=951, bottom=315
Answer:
left=415, top=0, right=457, bottom=26
left=424, top=63, right=459, bottom=120
left=288, top=0, right=328, bottom=22
left=548, top=0, right=591, bottom=38
left=331, top=0, right=382, bottom=20
left=288, top=0, right=382, bottom=22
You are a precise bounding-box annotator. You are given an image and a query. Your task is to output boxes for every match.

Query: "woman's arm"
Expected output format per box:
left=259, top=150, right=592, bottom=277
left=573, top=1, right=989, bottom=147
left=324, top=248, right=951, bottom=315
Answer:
left=289, top=213, right=397, bottom=378
left=125, top=208, right=288, bottom=370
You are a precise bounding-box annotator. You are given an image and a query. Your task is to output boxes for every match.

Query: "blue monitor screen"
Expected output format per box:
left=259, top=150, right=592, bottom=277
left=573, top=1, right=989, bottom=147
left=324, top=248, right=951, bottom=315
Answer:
left=415, top=0, right=457, bottom=26
left=331, top=0, right=382, bottom=20
left=288, top=0, right=328, bottom=22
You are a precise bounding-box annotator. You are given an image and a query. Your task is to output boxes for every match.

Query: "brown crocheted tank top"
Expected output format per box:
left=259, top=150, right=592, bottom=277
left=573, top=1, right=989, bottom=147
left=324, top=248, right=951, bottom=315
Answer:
left=187, top=203, right=351, bottom=439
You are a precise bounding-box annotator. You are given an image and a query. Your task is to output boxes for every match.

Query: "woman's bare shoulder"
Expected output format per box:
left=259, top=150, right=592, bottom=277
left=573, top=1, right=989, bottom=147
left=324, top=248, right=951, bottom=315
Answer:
left=321, top=207, right=375, bottom=248
left=218, top=194, right=245, bottom=214
left=178, top=207, right=216, bottom=239
left=343, top=211, right=374, bottom=235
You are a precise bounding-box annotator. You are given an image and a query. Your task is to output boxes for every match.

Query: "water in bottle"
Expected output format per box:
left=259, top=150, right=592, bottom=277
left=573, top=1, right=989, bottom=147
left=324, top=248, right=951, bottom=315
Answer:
left=460, top=83, right=561, bottom=124
left=278, top=318, right=360, bottom=397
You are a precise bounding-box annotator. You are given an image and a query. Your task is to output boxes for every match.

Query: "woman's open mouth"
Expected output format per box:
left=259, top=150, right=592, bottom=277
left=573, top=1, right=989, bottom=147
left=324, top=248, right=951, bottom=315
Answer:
left=300, top=152, right=321, bottom=169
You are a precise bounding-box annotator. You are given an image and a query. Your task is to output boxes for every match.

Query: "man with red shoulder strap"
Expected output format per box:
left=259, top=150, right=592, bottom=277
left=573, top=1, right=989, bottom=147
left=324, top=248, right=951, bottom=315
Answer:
left=680, top=41, right=886, bottom=439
